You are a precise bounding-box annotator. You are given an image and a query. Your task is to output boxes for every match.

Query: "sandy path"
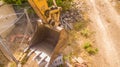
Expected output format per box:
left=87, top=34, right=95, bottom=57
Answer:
left=86, top=0, right=120, bottom=67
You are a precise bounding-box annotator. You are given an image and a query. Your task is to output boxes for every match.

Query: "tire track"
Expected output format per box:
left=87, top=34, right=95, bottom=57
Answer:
left=88, top=0, right=120, bottom=67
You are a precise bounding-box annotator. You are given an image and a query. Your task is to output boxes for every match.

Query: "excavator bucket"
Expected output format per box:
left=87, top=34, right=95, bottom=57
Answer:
left=29, top=25, right=68, bottom=63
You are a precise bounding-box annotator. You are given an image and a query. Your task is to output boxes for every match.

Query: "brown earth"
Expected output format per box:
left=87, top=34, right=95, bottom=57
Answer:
left=85, top=0, right=120, bottom=67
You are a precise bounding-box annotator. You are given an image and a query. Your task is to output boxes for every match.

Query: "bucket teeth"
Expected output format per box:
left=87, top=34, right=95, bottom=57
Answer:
left=32, top=50, right=50, bottom=67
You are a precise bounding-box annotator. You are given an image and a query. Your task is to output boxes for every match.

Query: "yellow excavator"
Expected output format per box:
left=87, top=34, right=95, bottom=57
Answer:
left=29, top=0, right=61, bottom=27
left=19, top=0, right=68, bottom=66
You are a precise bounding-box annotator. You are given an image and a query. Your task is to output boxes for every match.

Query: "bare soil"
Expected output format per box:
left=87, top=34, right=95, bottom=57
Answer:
left=70, top=0, right=120, bottom=67
left=85, top=0, right=120, bottom=67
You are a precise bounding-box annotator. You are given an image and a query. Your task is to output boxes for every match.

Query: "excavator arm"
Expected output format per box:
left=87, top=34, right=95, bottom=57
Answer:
left=28, top=0, right=61, bottom=27
left=21, top=0, right=68, bottom=66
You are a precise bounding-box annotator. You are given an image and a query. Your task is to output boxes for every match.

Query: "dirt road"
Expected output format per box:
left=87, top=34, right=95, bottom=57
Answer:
left=86, top=0, right=120, bottom=67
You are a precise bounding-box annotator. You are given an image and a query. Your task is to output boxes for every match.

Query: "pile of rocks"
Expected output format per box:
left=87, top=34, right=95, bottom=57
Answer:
left=61, top=9, right=81, bottom=23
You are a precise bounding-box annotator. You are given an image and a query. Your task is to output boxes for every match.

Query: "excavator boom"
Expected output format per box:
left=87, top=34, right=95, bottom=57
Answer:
left=26, top=0, right=68, bottom=66
left=28, top=0, right=61, bottom=27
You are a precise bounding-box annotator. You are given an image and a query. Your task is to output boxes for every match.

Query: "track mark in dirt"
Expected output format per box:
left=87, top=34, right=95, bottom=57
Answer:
left=88, top=0, right=120, bottom=67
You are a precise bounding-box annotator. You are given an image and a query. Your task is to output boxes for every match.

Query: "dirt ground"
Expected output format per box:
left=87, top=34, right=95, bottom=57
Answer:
left=1, top=0, right=120, bottom=67
left=71, top=0, right=120, bottom=67
left=85, top=0, right=120, bottom=67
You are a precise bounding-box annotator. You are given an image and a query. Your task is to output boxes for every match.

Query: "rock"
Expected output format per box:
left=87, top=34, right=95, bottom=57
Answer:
left=73, top=57, right=88, bottom=67
left=74, top=62, right=88, bottom=67
left=61, top=9, right=81, bottom=23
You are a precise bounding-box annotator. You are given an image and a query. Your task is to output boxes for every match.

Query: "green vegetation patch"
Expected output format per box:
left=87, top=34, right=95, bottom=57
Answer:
left=81, top=28, right=90, bottom=38
left=83, top=41, right=92, bottom=49
left=83, top=42, right=98, bottom=55
left=3, top=0, right=73, bottom=11
left=74, top=22, right=85, bottom=31
left=48, top=0, right=73, bottom=10
left=3, top=0, right=28, bottom=5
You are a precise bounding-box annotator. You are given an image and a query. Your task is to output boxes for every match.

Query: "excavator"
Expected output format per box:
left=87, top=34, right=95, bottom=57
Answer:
left=18, top=0, right=68, bottom=67
left=0, top=0, right=69, bottom=66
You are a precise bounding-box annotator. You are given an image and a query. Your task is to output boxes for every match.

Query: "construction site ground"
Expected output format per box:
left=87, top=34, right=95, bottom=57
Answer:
left=2, top=0, right=120, bottom=67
